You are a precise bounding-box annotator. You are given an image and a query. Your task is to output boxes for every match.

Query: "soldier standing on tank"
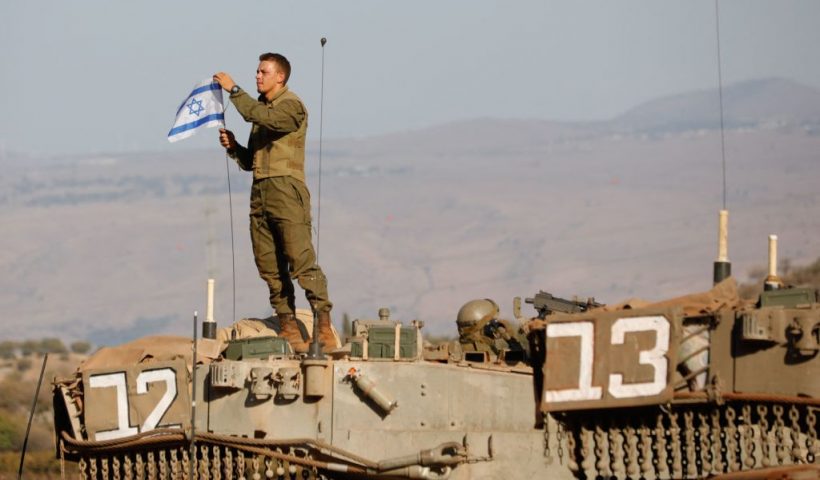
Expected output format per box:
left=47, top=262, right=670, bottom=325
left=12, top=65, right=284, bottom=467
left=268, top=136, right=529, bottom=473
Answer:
left=213, top=53, right=335, bottom=353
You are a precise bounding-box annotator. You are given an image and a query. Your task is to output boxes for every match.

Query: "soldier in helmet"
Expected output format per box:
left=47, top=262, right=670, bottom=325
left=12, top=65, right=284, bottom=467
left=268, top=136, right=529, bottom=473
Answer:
left=453, top=298, right=529, bottom=362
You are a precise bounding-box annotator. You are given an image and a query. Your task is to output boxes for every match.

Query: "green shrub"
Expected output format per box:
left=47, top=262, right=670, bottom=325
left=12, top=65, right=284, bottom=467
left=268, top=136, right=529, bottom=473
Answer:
left=0, top=341, right=17, bottom=360
left=16, top=358, right=32, bottom=372
left=69, top=341, right=91, bottom=355
left=38, top=339, right=67, bottom=355
left=20, top=340, right=38, bottom=357
left=0, top=413, right=21, bottom=451
left=740, top=256, right=820, bottom=300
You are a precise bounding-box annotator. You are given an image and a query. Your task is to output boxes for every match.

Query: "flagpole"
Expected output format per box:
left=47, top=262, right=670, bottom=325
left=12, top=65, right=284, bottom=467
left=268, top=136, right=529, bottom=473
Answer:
left=222, top=102, right=237, bottom=323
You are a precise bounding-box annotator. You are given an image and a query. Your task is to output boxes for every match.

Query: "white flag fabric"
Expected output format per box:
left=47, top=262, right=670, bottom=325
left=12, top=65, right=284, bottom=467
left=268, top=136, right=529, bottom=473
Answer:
left=167, top=79, right=225, bottom=143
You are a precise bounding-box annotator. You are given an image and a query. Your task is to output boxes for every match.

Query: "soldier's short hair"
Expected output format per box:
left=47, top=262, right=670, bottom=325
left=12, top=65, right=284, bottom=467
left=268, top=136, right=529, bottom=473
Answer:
left=259, top=52, right=292, bottom=84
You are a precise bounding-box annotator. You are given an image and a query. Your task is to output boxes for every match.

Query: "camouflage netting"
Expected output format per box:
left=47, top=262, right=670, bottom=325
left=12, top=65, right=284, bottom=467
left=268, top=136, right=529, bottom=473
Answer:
left=80, top=335, right=222, bottom=373
left=215, top=308, right=319, bottom=342
left=78, top=309, right=341, bottom=374
left=600, top=277, right=748, bottom=316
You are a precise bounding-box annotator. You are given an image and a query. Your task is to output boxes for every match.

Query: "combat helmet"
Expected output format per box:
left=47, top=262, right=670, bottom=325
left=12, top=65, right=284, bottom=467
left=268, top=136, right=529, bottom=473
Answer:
left=456, top=298, right=499, bottom=331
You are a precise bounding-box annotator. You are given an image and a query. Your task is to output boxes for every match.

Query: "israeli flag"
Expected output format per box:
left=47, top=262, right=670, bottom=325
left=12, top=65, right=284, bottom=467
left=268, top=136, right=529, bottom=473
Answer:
left=167, top=80, right=225, bottom=143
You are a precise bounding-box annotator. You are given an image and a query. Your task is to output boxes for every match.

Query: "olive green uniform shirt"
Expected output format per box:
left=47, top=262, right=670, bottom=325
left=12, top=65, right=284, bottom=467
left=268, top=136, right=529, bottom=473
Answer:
left=227, top=86, right=307, bottom=183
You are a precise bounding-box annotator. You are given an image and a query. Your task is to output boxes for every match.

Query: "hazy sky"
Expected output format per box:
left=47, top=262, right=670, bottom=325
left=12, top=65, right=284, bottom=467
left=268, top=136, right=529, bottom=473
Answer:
left=2, top=0, right=819, bottom=156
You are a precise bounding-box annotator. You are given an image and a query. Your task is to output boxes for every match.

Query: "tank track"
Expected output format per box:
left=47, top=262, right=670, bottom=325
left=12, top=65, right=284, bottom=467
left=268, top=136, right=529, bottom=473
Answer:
left=59, top=430, right=461, bottom=480
left=65, top=441, right=329, bottom=480
left=551, top=398, right=819, bottom=479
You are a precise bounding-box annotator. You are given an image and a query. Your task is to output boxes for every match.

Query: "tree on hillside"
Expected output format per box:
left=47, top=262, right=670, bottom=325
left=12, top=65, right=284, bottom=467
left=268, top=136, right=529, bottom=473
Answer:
left=16, top=358, right=32, bottom=372
left=20, top=340, right=37, bottom=357
left=70, top=341, right=92, bottom=354
left=739, top=256, right=820, bottom=300
left=38, top=338, right=68, bottom=354
left=0, top=341, right=16, bottom=360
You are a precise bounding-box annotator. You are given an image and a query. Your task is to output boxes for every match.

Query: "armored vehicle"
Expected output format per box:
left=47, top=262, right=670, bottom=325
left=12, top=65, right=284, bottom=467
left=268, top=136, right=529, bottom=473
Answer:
left=526, top=274, right=819, bottom=479
left=53, top=308, right=552, bottom=480
left=51, top=216, right=819, bottom=479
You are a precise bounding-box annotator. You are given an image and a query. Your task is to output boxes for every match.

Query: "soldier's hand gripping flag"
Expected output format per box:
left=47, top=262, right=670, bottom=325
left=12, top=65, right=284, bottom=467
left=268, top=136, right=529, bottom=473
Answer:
left=167, top=79, right=225, bottom=142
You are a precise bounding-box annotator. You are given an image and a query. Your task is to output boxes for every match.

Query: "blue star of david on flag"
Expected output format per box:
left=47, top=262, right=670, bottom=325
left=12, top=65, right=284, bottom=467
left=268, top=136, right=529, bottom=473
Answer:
left=168, top=79, right=225, bottom=143
left=187, top=98, right=205, bottom=117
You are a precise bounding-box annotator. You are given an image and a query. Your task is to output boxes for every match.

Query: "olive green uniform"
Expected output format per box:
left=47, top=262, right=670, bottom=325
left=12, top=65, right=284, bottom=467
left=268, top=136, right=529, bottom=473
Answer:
left=227, top=86, right=332, bottom=315
left=455, top=317, right=529, bottom=361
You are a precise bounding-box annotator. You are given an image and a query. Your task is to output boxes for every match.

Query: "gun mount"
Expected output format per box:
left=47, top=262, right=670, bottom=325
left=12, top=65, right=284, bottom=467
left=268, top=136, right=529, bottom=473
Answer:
left=525, top=290, right=604, bottom=319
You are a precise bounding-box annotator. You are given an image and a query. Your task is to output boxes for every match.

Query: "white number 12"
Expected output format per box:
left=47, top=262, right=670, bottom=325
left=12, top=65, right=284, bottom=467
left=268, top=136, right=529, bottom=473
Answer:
left=88, top=367, right=179, bottom=441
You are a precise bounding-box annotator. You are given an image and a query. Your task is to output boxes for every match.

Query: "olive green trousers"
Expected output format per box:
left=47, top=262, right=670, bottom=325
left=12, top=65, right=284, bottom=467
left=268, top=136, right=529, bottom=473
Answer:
left=249, top=176, right=332, bottom=315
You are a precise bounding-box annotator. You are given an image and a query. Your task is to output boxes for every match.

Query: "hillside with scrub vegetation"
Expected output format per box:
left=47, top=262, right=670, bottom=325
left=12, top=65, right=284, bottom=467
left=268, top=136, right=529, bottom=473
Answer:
left=738, top=257, right=820, bottom=300
left=0, top=338, right=91, bottom=478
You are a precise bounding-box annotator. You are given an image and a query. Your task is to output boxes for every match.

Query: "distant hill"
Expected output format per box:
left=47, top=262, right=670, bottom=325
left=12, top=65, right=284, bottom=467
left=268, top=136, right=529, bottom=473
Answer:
left=1, top=78, right=820, bottom=344
left=322, top=119, right=593, bottom=159
left=612, top=78, right=820, bottom=134
left=317, top=78, right=820, bottom=164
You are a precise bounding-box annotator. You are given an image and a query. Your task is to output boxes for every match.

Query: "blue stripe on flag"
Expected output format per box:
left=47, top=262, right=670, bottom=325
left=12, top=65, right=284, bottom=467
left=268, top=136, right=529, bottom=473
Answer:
left=191, top=82, right=221, bottom=96
left=175, top=82, right=223, bottom=115
left=167, top=112, right=225, bottom=137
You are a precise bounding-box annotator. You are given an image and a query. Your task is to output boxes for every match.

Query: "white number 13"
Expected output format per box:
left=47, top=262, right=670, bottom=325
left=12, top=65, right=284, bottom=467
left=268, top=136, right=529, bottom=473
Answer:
left=608, top=315, right=670, bottom=398
left=545, top=315, right=671, bottom=402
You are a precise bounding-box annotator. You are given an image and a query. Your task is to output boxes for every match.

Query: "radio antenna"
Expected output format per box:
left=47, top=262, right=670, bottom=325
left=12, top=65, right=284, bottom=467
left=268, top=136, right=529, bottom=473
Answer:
left=712, top=0, right=732, bottom=284
left=189, top=311, right=198, bottom=480
left=307, top=37, right=328, bottom=360
left=715, top=0, right=728, bottom=210
left=316, top=37, right=327, bottom=263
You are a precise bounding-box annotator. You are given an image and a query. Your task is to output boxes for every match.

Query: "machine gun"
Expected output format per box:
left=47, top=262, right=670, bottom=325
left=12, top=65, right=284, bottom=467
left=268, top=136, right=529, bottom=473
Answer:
left=525, top=290, right=603, bottom=319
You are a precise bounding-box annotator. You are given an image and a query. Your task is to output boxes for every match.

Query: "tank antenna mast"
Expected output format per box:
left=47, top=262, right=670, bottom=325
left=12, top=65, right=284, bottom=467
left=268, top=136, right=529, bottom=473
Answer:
left=308, top=37, right=328, bottom=360
left=715, top=0, right=728, bottom=212
left=189, top=311, right=199, bottom=480
left=764, top=235, right=782, bottom=290
left=316, top=36, right=327, bottom=263
left=713, top=0, right=731, bottom=285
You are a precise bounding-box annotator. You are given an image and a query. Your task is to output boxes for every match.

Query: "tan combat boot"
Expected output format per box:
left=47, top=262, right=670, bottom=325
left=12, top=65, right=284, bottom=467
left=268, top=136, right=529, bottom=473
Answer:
left=317, top=311, right=337, bottom=353
left=277, top=313, right=309, bottom=354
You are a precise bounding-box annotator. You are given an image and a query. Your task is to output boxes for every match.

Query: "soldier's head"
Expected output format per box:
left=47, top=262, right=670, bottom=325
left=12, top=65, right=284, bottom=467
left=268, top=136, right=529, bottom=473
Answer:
left=456, top=298, right=499, bottom=334
left=256, top=53, right=291, bottom=98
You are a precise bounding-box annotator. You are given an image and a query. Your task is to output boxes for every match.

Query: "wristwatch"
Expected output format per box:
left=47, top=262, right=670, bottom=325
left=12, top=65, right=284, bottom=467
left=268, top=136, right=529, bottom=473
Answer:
left=230, top=85, right=240, bottom=94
